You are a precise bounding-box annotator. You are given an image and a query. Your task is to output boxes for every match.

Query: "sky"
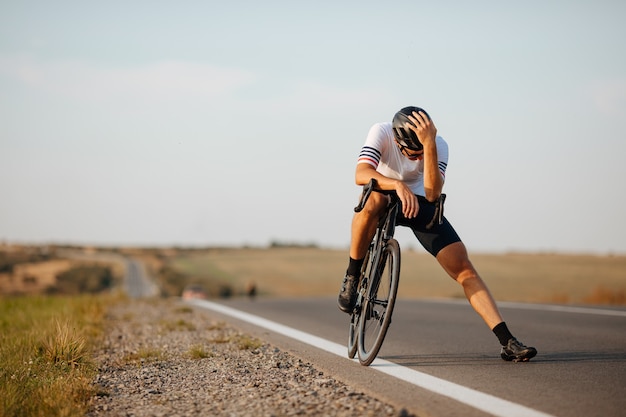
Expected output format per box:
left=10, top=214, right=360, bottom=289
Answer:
left=1, top=1, right=625, bottom=254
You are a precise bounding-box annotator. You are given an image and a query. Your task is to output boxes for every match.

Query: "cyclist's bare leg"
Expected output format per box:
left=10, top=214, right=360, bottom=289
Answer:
left=435, top=241, right=504, bottom=329
left=349, top=192, right=388, bottom=260
left=339, top=192, right=388, bottom=313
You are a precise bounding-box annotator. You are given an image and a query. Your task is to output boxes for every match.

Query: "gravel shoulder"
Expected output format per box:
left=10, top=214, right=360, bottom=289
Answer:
left=89, top=298, right=414, bottom=417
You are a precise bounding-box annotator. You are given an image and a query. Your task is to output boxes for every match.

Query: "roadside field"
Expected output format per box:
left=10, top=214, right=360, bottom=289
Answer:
left=167, top=247, right=626, bottom=305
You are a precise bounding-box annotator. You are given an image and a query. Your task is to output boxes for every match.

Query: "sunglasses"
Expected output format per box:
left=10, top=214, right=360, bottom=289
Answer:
left=397, top=142, right=424, bottom=158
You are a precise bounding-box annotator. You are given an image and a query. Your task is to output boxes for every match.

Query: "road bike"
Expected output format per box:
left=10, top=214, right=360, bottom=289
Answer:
left=347, top=178, right=401, bottom=366
left=347, top=178, right=446, bottom=366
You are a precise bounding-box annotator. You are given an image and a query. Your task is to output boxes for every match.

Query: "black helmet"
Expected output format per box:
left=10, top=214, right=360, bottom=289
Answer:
left=392, top=106, right=430, bottom=151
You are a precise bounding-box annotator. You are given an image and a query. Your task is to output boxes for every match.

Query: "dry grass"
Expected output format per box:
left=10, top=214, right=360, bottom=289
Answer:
left=233, top=334, right=263, bottom=350
left=167, top=247, right=626, bottom=305
left=468, top=253, right=626, bottom=304
left=38, top=319, right=88, bottom=368
left=583, top=286, right=626, bottom=305
left=160, top=318, right=196, bottom=332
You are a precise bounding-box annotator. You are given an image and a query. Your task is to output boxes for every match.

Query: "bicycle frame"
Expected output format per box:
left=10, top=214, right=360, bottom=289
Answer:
left=362, top=191, right=398, bottom=307
left=354, top=178, right=400, bottom=280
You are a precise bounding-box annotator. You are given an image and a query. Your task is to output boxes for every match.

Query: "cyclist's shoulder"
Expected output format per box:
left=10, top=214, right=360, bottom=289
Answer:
left=366, top=122, right=394, bottom=146
left=368, top=121, right=393, bottom=136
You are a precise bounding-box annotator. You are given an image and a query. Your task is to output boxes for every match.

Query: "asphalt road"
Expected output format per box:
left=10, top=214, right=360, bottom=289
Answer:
left=123, top=258, right=159, bottom=298
left=193, top=296, right=626, bottom=417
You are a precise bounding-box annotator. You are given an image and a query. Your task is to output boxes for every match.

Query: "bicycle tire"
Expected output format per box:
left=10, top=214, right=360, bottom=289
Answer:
left=357, top=238, right=400, bottom=366
left=347, top=310, right=360, bottom=358
left=347, top=248, right=371, bottom=358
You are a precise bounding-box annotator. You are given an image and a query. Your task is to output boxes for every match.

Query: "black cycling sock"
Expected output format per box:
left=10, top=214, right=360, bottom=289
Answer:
left=492, top=322, right=514, bottom=346
left=347, top=257, right=364, bottom=277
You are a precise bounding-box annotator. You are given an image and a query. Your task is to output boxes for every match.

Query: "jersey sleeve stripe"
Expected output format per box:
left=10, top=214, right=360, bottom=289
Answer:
left=358, top=146, right=381, bottom=168
left=359, top=146, right=381, bottom=161
left=358, top=156, right=379, bottom=167
left=438, top=161, right=447, bottom=177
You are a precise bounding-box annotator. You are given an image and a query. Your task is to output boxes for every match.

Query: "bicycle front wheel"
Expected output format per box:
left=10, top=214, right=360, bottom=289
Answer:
left=348, top=248, right=371, bottom=359
left=357, top=238, right=400, bottom=366
left=347, top=310, right=360, bottom=359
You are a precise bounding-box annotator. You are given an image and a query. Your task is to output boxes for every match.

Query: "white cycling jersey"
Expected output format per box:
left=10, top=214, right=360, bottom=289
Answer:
left=357, top=122, right=448, bottom=197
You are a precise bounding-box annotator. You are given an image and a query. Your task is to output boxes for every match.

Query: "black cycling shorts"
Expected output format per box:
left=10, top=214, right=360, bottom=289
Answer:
left=395, top=195, right=462, bottom=257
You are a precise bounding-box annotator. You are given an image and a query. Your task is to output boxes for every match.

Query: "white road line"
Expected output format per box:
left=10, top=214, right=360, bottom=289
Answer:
left=189, top=299, right=556, bottom=417
left=499, top=301, right=626, bottom=317
left=423, top=298, right=626, bottom=317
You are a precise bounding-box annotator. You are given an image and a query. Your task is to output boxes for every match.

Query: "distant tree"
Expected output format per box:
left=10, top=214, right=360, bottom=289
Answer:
left=53, top=265, right=113, bottom=294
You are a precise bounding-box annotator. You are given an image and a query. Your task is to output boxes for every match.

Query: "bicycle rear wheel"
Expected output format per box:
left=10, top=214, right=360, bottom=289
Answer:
left=357, top=238, right=400, bottom=366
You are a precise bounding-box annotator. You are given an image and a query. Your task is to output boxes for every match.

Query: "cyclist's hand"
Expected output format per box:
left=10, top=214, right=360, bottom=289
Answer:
left=407, top=111, right=437, bottom=147
left=395, top=182, right=419, bottom=218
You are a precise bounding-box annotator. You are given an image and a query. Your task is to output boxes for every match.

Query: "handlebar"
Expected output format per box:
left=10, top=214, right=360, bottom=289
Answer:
left=354, top=178, right=447, bottom=229
left=354, top=178, right=377, bottom=213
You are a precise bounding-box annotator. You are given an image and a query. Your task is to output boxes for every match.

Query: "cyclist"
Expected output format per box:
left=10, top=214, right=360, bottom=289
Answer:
left=338, top=106, right=537, bottom=362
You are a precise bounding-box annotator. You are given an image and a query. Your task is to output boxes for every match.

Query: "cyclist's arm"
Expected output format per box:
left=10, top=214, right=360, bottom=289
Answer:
left=406, top=111, right=443, bottom=202
left=355, top=164, right=419, bottom=219
left=422, top=140, right=444, bottom=202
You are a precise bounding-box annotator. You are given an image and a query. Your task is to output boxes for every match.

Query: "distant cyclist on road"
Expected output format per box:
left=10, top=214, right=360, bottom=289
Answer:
left=338, top=106, right=537, bottom=362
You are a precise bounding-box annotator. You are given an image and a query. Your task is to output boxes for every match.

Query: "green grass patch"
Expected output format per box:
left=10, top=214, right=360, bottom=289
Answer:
left=187, top=344, right=212, bottom=359
left=0, top=294, right=110, bottom=417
